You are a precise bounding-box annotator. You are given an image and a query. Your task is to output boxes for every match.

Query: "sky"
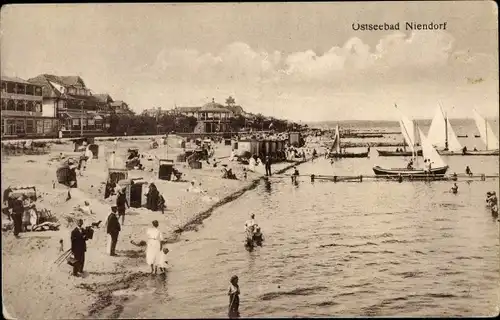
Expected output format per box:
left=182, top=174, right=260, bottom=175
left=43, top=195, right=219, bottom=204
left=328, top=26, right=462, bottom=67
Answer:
left=1, top=2, right=498, bottom=121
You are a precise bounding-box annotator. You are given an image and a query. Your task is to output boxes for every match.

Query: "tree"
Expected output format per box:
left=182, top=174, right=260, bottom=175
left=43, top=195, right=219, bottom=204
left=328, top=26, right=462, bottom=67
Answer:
left=225, top=96, right=236, bottom=107
left=230, top=115, right=246, bottom=131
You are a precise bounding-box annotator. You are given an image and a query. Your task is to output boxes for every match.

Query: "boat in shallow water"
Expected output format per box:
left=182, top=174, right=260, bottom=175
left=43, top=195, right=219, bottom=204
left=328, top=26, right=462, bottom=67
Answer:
left=427, top=105, right=463, bottom=155
left=463, top=149, right=499, bottom=156
left=373, top=105, right=449, bottom=177
left=376, top=149, right=423, bottom=157
left=372, top=165, right=449, bottom=176
left=463, top=110, right=500, bottom=156
left=327, top=125, right=369, bottom=158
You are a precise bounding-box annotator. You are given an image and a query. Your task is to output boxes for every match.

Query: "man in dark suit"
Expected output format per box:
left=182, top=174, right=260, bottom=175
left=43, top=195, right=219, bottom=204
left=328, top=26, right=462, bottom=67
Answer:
left=71, top=219, right=87, bottom=276
left=106, top=206, right=121, bottom=256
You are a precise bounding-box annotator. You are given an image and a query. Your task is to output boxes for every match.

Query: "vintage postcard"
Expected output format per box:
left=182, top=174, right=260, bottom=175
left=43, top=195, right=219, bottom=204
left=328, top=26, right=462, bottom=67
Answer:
left=1, top=2, right=498, bottom=319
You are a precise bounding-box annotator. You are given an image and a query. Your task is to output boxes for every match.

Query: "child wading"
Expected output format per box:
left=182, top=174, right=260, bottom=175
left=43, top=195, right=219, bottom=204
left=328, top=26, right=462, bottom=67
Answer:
left=228, top=275, right=240, bottom=318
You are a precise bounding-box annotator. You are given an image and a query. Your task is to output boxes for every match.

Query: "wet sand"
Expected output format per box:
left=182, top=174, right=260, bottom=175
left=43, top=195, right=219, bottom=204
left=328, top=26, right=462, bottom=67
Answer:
left=1, top=137, right=312, bottom=319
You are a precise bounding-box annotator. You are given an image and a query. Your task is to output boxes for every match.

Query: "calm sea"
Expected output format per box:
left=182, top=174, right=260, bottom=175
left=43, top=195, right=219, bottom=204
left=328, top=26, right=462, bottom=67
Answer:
left=115, top=121, right=499, bottom=318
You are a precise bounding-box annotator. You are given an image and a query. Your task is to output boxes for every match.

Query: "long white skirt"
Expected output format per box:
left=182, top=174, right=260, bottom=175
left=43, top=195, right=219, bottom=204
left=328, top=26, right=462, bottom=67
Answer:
left=146, top=239, right=161, bottom=265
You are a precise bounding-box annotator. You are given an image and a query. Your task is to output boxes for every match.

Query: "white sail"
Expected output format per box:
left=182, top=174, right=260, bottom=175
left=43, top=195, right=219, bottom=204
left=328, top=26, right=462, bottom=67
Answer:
left=472, top=109, right=499, bottom=150
left=427, top=106, right=462, bottom=151
left=398, top=114, right=415, bottom=154
left=419, top=128, right=446, bottom=168
left=332, top=125, right=341, bottom=153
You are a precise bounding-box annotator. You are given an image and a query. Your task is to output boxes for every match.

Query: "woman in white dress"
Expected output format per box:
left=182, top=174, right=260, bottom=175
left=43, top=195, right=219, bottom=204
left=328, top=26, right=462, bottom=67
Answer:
left=146, top=220, right=164, bottom=274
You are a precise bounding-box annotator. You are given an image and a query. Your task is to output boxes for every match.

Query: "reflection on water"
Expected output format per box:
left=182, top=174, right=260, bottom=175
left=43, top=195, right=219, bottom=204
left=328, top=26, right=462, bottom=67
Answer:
left=119, top=156, right=499, bottom=318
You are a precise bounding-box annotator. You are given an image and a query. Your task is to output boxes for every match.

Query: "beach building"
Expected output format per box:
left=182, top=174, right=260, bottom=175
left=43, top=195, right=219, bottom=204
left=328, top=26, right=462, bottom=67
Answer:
left=27, top=74, right=109, bottom=137
left=173, top=99, right=234, bottom=133
left=1, top=76, right=59, bottom=138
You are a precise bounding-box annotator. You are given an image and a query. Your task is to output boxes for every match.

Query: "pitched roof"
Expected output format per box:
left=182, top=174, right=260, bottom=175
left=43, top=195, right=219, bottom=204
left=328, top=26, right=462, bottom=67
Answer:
left=226, top=105, right=245, bottom=114
left=110, top=100, right=127, bottom=107
left=58, top=76, right=85, bottom=87
left=94, top=93, right=114, bottom=103
left=28, top=74, right=87, bottom=92
left=1, top=75, right=32, bottom=85
left=175, top=106, right=201, bottom=112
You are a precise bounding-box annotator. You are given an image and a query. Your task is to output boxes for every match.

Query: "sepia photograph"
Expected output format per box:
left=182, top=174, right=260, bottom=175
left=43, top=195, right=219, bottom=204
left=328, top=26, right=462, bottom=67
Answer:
left=1, top=2, right=498, bottom=318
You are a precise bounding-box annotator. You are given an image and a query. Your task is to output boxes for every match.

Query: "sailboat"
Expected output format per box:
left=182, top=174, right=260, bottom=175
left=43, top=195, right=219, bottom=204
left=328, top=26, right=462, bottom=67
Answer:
left=426, top=105, right=463, bottom=156
left=463, top=109, right=499, bottom=156
left=377, top=117, right=423, bottom=157
left=373, top=106, right=449, bottom=176
left=328, top=125, right=369, bottom=158
left=377, top=106, right=422, bottom=157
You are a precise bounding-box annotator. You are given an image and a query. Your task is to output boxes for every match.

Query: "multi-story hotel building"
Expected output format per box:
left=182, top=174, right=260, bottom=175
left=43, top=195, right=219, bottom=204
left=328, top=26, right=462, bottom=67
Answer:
left=28, top=74, right=109, bottom=137
left=1, top=76, right=59, bottom=138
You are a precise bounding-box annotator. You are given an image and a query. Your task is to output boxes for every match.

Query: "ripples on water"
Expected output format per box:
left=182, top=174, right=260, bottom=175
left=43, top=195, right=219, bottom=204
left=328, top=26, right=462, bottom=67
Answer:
left=120, top=156, right=499, bottom=318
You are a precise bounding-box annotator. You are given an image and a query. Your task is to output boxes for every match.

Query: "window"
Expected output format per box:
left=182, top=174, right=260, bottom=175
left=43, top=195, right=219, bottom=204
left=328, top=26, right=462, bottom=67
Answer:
left=15, top=101, right=25, bottom=112
left=6, top=83, right=15, bottom=93
left=36, top=120, right=44, bottom=133
left=15, top=120, right=25, bottom=133
left=6, top=120, right=16, bottom=135
left=1, top=82, right=6, bottom=93
left=1, top=119, right=4, bottom=136
left=26, top=101, right=34, bottom=112
left=35, top=102, right=42, bottom=113
left=35, top=87, right=42, bottom=96
left=26, top=119, right=34, bottom=134
left=44, top=119, right=52, bottom=133
left=53, top=119, right=60, bottom=132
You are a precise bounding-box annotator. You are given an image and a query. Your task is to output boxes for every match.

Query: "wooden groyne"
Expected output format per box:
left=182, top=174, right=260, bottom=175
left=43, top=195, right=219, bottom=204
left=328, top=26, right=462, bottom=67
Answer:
left=267, top=173, right=500, bottom=183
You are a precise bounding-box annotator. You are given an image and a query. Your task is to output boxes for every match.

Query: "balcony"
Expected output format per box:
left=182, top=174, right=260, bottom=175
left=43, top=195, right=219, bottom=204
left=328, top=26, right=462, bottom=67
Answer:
left=1, top=110, right=43, bottom=117
left=1, top=92, right=43, bottom=101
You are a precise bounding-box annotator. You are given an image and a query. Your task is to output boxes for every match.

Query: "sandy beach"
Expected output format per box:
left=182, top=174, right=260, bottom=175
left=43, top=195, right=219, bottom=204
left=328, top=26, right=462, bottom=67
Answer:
left=1, top=138, right=311, bottom=319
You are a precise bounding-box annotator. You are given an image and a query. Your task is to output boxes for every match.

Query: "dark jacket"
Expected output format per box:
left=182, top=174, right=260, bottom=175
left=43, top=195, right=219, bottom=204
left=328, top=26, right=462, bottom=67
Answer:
left=106, top=213, right=121, bottom=235
left=116, top=193, right=128, bottom=208
left=71, top=227, right=87, bottom=254
left=11, top=198, right=24, bottom=215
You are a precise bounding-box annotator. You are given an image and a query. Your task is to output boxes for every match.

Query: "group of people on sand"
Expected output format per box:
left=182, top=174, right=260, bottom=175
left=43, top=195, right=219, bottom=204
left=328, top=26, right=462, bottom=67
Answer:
left=2, top=188, right=42, bottom=236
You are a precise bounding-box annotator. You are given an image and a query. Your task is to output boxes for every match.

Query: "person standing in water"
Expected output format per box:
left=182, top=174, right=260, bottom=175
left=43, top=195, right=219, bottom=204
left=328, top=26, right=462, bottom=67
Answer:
left=228, top=275, right=240, bottom=319
left=451, top=183, right=458, bottom=194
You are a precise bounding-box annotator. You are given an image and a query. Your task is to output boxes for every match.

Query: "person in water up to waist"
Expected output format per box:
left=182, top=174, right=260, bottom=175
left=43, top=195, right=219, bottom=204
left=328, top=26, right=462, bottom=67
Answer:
left=244, top=214, right=256, bottom=232
left=451, top=183, right=458, bottom=194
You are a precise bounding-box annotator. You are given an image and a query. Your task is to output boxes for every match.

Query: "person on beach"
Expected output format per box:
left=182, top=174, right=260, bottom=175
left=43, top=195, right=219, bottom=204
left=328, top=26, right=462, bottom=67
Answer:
left=451, top=183, right=458, bottom=194
left=11, top=195, right=24, bottom=238
left=22, top=197, right=32, bottom=232
left=156, top=247, right=170, bottom=274
left=104, top=179, right=116, bottom=199
left=106, top=206, right=121, bottom=256
left=228, top=275, right=240, bottom=319
left=265, top=156, right=272, bottom=176
left=146, top=220, right=164, bottom=274
left=70, top=219, right=88, bottom=277
left=116, top=187, right=129, bottom=226
left=79, top=201, right=93, bottom=215
left=146, top=183, right=160, bottom=211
